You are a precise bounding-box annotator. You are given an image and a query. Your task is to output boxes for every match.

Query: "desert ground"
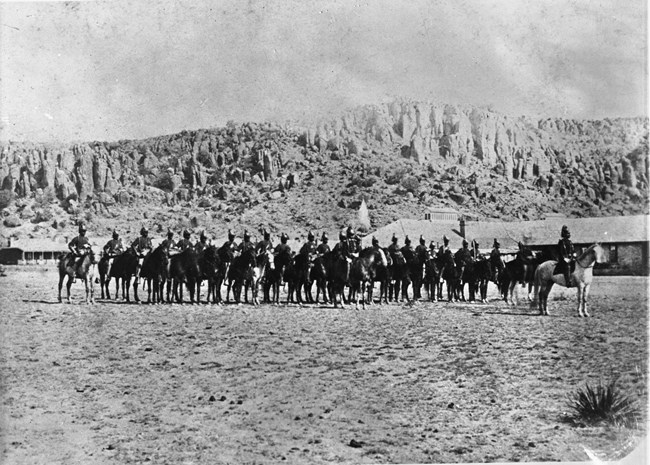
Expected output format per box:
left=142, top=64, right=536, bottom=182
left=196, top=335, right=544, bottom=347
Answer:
left=0, top=267, right=647, bottom=464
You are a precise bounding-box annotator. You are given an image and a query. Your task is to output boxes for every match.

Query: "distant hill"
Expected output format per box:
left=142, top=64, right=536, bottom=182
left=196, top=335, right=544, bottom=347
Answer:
left=0, top=99, right=648, bottom=244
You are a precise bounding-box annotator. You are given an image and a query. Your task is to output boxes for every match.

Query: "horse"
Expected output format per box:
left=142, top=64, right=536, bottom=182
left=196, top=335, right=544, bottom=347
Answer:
left=169, top=248, right=201, bottom=304
left=308, top=255, right=329, bottom=304
left=323, top=251, right=350, bottom=308
left=57, top=247, right=98, bottom=304
left=292, top=252, right=314, bottom=304
left=501, top=244, right=537, bottom=305
left=197, top=245, right=221, bottom=304
left=243, top=250, right=273, bottom=305
left=373, top=247, right=393, bottom=304
left=439, top=249, right=461, bottom=301
left=140, top=243, right=169, bottom=304
left=462, top=257, right=491, bottom=302
left=387, top=250, right=410, bottom=302
left=409, top=247, right=428, bottom=300
left=265, top=250, right=293, bottom=304
left=423, top=251, right=443, bottom=302
left=349, top=247, right=388, bottom=308
left=108, top=250, right=139, bottom=302
left=532, top=243, right=606, bottom=317
left=226, top=249, right=256, bottom=303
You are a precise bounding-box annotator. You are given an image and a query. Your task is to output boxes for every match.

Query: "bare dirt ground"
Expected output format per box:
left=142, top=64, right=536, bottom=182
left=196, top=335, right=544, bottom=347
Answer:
left=0, top=267, right=647, bottom=464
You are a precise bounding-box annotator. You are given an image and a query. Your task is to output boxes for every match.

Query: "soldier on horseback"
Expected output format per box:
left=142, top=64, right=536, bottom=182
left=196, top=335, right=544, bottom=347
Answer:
left=415, top=235, right=428, bottom=258
left=454, top=239, right=472, bottom=281
left=332, top=231, right=350, bottom=259
left=176, top=230, right=193, bottom=251
left=67, top=223, right=91, bottom=282
left=387, top=234, right=400, bottom=256
left=256, top=229, right=273, bottom=253
left=470, top=240, right=482, bottom=260
left=274, top=233, right=292, bottom=256
left=437, top=235, right=451, bottom=258
left=401, top=236, right=414, bottom=260
left=558, top=225, right=575, bottom=287
left=490, top=238, right=504, bottom=282
left=346, top=226, right=360, bottom=255
left=195, top=231, right=209, bottom=253
left=160, top=229, right=176, bottom=255
left=103, top=230, right=123, bottom=258
left=299, top=231, right=317, bottom=258
left=316, top=232, right=330, bottom=255
left=131, top=226, right=153, bottom=282
left=221, top=229, right=237, bottom=254
left=238, top=230, right=255, bottom=254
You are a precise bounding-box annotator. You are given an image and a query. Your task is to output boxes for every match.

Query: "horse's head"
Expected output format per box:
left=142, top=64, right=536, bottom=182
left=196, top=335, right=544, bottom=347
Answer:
left=579, top=243, right=607, bottom=266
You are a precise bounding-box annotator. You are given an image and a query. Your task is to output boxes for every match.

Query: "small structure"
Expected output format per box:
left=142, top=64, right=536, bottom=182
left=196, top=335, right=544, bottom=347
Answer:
left=0, top=238, right=69, bottom=264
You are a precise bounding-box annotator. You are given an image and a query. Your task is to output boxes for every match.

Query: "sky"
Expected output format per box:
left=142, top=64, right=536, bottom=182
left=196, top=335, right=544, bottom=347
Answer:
left=0, top=0, right=647, bottom=142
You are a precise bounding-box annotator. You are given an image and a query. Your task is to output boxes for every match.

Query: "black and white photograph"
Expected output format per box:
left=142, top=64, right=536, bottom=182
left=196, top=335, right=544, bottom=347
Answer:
left=0, top=0, right=647, bottom=463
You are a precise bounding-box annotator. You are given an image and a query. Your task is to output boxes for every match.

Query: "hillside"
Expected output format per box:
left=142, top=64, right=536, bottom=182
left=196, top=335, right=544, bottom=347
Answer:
left=0, top=100, right=648, bottom=245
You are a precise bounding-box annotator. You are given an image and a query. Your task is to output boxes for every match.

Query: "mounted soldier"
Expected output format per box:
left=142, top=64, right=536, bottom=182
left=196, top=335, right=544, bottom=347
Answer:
left=131, top=226, right=153, bottom=283
left=274, top=232, right=292, bottom=257
left=103, top=230, right=123, bottom=258
left=221, top=229, right=237, bottom=255
left=299, top=231, right=318, bottom=259
left=558, top=225, right=575, bottom=287
left=437, top=235, right=451, bottom=258
left=415, top=235, right=428, bottom=258
left=489, top=238, right=504, bottom=282
left=67, top=223, right=91, bottom=282
left=195, top=231, right=209, bottom=253
left=256, top=229, right=273, bottom=254
left=176, top=230, right=193, bottom=251
left=332, top=231, right=351, bottom=260
left=316, top=232, right=330, bottom=255
left=238, top=230, right=255, bottom=254
left=454, top=239, right=472, bottom=281
left=346, top=226, right=360, bottom=255
left=470, top=240, right=482, bottom=260
left=400, top=236, right=414, bottom=261
left=160, top=229, right=177, bottom=255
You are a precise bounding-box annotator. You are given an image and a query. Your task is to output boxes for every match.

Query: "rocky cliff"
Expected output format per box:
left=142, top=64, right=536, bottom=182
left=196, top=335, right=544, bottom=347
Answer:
left=0, top=100, right=648, bottom=242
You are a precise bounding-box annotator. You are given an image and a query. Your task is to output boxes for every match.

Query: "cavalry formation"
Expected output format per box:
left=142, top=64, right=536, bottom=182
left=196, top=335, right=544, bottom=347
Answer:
left=56, top=223, right=606, bottom=316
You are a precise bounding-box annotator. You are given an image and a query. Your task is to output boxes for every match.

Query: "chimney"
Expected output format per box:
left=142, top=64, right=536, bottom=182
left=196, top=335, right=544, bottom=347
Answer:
left=459, top=216, right=466, bottom=238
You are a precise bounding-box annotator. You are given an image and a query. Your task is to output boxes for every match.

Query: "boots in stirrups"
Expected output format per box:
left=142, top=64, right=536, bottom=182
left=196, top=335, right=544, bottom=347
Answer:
left=564, top=271, right=572, bottom=288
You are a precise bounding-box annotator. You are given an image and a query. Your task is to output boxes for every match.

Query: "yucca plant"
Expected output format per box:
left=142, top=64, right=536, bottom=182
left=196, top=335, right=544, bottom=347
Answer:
left=568, top=379, right=641, bottom=428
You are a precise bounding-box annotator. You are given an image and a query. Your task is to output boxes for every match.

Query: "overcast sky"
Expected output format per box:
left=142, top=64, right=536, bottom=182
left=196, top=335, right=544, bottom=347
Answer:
left=0, top=0, right=647, bottom=142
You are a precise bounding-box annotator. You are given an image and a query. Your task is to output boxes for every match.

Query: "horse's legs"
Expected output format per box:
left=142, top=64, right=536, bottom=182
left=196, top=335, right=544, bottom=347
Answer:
left=58, top=273, right=64, bottom=303
left=66, top=277, right=72, bottom=304
left=581, top=284, right=591, bottom=317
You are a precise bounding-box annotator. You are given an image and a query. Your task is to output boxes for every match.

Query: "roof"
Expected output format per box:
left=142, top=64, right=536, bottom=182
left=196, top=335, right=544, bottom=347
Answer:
left=361, top=218, right=465, bottom=250
left=8, top=238, right=69, bottom=253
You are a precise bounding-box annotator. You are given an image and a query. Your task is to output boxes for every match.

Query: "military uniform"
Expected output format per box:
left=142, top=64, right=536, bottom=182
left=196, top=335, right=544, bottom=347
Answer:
left=103, top=235, right=123, bottom=257
left=238, top=232, right=255, bottom=254
left=299, top=232, right=317, bottom=257
left=256, top=231, right=273, bottom=253
left=437, top=236, right=451, bottom=259
left=176, top=231, right=193, bottom=252
left=131, top=227, right=152, bottom=282
left=454, top=241, right=472, bottom=280
left=489, top=239, right=504, bottom=281
left=558, top=225, right=575, bottom=287
left=274, top=234, right=292, bottom=256
left=400, top=236, right=414, bottom=261
left=415, top=236, right=428, bottom=258
left=195, top=232, right=209, bottom=253
left=67, top=224, right=91, bottom=278
left=160, top=231, right=176, bottom=255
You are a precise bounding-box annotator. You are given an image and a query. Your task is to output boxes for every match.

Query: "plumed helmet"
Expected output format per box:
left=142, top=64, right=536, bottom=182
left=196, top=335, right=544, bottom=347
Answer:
left=339, top=231, right=346, bottom=241
left=419, top=235, right=425, bottom=245
left=372, top=236, right=379, bottom=246
left=263, top=229, right=270, bottom=240
left=321, top=232, right=328, bottom=242
left=462, top=239, right=468, bottom=247
left=78, top=223, right=87, bottom=234
left=167, top=229, right=174, bottom=238
left=140, top=226, right=148, bottom=236
left=112, top=230, right=119, bottom=239
left=404, top=236, right=411, bottom=245
left=307, top=231, right=314, bottom=241
left=243, top=230, right=250, bottom=241
left=443, top=235, right=449, bottom=244
left=561, top=225, right=570, bottom=238
left=429, top=241, right=436, bottom=249
left=200, top=231, right=207, bottom=241
left=473, top=240, right=479, bottom=248
left=493, top=238, right=500, bottom=248
left=391, top=234, right=398, bottom=243
left=228, top=229, right=235, bottom=241
left=346, top=226, right=354, bottom=238
left=281, top=233, right=288, bottom=243
left=183, top=229, right=190, bottom=239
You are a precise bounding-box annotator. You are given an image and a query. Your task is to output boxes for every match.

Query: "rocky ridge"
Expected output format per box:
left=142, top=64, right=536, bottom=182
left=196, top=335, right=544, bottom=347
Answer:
left=0, top=100, right=648, bottom=244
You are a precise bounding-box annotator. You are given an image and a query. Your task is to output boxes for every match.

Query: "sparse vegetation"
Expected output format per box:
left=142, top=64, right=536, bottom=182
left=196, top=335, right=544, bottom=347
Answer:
left=567, top=379, right=641, bottom=427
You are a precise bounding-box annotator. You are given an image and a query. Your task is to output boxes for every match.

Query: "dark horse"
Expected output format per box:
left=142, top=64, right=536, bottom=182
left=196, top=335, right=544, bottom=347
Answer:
left=58, top=247, right=97, bottom=304
left=323, top=251, right=350, bottom=308
left=197, top=245, right=221, bottom=304
left=97, top=253, right=115, bottom=299
left=387, top=250, right=410, bottom=302
left=461, top=257, right=492, bottom=302
left=265, top=250, right=293, bottom=304
left=423, top=250, right=444, bottom=302
left=308, top=255, right=329, bottom=304
left=409, top=247, right=428, bottom=300
left=226, top=249, right=256, bottom=303
left=243, top=250, right=273, bottom=305
left=288, top=252, right=314, bottom=304
left=439, top=249, right=461, bottom=301
left=350, top=247, right=388, bottom=308
left=140, top=243, right=169, bottom=304
left=169, top=248, right=201, bottom=304
left=108, top=250, right=139, bottom=302
left=501, top=243, right=538, bottom=305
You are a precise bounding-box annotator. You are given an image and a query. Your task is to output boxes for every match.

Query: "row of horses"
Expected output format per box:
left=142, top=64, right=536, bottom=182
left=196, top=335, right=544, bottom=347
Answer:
left=57, top=242, right=606, bottom=317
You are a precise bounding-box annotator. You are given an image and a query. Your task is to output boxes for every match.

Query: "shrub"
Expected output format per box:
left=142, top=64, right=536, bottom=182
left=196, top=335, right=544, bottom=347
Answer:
left=401, top=175, right=420, bottom=193
left=567, top=379, right=640, bottom=427
left=0, top=190, right=14, bottom=209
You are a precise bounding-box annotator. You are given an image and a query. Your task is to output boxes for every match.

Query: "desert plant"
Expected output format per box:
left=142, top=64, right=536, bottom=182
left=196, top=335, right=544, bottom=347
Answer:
left=567, top=379, right=641, bottom=427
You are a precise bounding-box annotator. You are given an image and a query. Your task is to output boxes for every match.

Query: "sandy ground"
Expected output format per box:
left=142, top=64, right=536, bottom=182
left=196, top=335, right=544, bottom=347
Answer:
left=0, top=267, right=647, bottom=464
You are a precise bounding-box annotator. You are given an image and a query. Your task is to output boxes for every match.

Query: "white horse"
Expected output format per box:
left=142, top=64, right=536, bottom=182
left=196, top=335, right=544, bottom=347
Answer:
left=532, top=243, right=607, bottom=317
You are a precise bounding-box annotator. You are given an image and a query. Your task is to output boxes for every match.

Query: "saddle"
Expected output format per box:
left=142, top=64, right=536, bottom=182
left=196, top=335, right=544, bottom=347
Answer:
left=553, top=259, right=576, bottom=276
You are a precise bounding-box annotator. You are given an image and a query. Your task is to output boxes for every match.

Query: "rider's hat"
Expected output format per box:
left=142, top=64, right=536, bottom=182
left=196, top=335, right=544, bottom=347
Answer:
left=281, top=232, right=288, bottom=243
left=493, top=238, right=500, bottom=248
left=183, top=229, right=190, bottom=239
left=112, top=230, right=119, bottom=239
left=167, top=228, right=174, bottom=238
left=200, top=230, right=207, bottom=241
left=228, top=229, right=235, bottom=241
left=346, top=226, right=354, bottom=238
left=321, top=232, right=328, bottom=241
left=372, top=236, right=379, bottom=246
left=561, top=225, right=571, bottom=238
left=404, top=235, right=411, bottom=245
left=140, top=226, right=148, bottom=236
left=429, top=241, right=436, bottom=249
left=243, top=230, right=251, bottom=241
left=307, top=231, right=315, bottom=241
left=339, top=231, right=346, bottom=241
left=391, top=234, right=398, bottom=243
left=473, top=240, right=479, bottom=248
left=419, top=235, right=425, bottom=245
left=78, top=223, right=87, bottom=234
left=263, top=229, right=270, bottom=239
left=462, top=239, right=468, bottom=247
left=443, top=235, right=449, bottom=244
